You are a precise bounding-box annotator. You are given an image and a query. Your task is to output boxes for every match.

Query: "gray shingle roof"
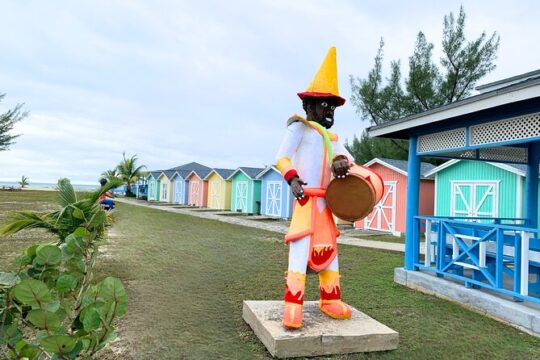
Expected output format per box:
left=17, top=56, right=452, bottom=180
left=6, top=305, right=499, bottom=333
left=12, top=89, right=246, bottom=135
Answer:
left=172, top=169, right=191, bottom=180
left=168, top=162, right=210, bottom=172
left=212, top=168, right=235, bottom=179
left=230, top=167, right=265, bottom=179
left=374, top=158, right=436, bottom=177
left=256, top=166, right=280, bottom=179
left=161, top=170, right=176, bottom=179
left=149, top=171, right=163, bottom=179
left=168, top=162, right=212, bottom=178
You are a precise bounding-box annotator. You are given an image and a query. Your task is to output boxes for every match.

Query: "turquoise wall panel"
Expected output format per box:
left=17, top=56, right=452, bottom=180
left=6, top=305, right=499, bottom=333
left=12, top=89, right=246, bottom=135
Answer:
left=435, top=161, right=517, bottom=219
left=252, top=180, right=262, bottom=214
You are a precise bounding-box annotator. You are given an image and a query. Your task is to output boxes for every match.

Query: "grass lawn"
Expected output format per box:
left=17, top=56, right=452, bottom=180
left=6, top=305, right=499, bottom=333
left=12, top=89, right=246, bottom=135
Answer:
left=2, top=191, right=540, bottom=359
left=0, top=190, right=58, bottom=270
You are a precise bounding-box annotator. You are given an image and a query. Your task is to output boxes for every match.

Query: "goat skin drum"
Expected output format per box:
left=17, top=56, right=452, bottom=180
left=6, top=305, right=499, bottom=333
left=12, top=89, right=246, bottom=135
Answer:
left=326, top=165, right=385, bottom=222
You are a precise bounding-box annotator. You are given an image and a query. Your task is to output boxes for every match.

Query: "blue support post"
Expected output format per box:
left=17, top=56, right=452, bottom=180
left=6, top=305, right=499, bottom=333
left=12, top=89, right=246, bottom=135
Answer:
left=525, top=142, right=540, bottom=229
left=405, top=136, right=421, bottom=270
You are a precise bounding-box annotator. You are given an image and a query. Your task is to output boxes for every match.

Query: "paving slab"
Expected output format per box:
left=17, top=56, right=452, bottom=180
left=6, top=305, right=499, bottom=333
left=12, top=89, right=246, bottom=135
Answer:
left=242, top=301, right=398, bottom=358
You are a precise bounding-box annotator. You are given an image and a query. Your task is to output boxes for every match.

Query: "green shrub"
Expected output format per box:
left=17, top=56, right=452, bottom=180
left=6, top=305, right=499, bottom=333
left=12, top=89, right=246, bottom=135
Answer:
left=0, top=179, right=127, bottom=359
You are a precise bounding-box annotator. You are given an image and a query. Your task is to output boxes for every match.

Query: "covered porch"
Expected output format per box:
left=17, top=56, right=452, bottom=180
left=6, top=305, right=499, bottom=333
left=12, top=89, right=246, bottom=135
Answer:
left=368, top=71, right=540, bottom=333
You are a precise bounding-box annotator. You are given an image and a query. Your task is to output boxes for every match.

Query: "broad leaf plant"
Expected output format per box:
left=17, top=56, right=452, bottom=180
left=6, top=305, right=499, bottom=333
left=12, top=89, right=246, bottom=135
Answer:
left=0, top=179, right=127, bottom=359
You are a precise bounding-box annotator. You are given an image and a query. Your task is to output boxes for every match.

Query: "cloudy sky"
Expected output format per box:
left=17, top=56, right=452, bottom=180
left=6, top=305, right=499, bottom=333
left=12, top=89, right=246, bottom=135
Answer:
left=0, top=0, right=539, bottom=184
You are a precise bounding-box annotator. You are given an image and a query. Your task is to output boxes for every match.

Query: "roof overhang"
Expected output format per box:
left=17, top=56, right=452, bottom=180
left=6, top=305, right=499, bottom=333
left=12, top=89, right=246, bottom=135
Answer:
left=255, top=166, right=280, bottom=179
left=170, top=171, right=184, bottom=180
left=227, top=168, right=255, bottom=180
left=424, top=159, right=531, bottom=178
left=186, top=170, right=203, bottom=180
left=204, top=169, right=224, bottom=181
left=364, top=158, right=408, bottom=177
left=368, top=78, right=540, bottom=139
left=157, top=173, right=167, bottom=180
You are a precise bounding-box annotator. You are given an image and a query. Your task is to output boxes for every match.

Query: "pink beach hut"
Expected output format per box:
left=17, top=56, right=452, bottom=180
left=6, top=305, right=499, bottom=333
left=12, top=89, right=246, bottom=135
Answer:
left=354, top=158, right=435, bottom=235
left=187, top=168, right=212, bottom=207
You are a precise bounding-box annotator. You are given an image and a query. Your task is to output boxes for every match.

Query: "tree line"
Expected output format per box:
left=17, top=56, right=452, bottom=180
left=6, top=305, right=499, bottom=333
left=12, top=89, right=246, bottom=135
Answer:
left=345, top=6, right=500, bottom=164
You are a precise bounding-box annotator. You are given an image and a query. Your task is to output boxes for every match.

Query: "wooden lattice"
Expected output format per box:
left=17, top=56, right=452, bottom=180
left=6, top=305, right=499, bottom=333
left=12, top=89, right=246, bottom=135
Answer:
left=470, top=112, right=540, bottom=145
left=417, top=128, right=467, bottom=153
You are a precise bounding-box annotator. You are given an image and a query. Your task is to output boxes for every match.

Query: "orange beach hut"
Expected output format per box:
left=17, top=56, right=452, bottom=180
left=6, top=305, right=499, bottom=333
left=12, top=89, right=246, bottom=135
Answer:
left=354, top=158, right=435, bottom=235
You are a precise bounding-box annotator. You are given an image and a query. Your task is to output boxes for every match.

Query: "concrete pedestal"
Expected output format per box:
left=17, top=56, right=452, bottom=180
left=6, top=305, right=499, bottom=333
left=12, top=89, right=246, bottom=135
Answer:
left=242, top=301, right=398, bottom=358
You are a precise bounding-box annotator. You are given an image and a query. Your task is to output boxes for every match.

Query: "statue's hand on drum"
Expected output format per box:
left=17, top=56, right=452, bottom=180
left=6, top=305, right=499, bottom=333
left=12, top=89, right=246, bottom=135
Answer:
left=289, top=176, right=308, bottom=200
left=331, top=155, right=351, bottom=179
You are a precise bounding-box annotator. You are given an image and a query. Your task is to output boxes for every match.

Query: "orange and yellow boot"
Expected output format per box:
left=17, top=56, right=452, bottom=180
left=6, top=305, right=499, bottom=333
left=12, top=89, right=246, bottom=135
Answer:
left=318, top=269, right=351, bottom=320
left=283, top=271, right=306, bottom=329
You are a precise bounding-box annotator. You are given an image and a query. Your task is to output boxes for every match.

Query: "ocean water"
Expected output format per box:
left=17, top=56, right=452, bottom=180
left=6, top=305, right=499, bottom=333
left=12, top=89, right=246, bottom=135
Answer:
left=0, top=181, right=98, bottom=191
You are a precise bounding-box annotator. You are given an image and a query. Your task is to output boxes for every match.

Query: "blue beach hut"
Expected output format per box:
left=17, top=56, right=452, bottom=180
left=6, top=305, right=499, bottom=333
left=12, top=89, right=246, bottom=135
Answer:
left=256, top=166, right=293, bottom=219
left=170, top=170, right=190, bottom=204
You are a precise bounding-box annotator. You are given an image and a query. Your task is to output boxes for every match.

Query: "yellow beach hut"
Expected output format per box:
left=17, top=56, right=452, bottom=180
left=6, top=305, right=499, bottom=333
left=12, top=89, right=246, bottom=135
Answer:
left=204, top=168, right=235, bottom=210
left=157, top=170, right=175, bottom=203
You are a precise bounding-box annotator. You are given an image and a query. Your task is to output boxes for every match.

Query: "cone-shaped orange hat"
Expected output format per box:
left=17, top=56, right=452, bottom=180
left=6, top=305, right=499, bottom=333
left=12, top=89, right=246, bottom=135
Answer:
left=297, top=46, right=345, bottom=106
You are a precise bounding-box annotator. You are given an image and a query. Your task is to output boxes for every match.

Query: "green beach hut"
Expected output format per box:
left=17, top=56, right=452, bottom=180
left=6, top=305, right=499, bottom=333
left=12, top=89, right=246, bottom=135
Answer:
left=147, top=171, right=162, bottom=201
left=426, top=159, right=540, bottom=224
left=228, top=167, right=264, bottom=214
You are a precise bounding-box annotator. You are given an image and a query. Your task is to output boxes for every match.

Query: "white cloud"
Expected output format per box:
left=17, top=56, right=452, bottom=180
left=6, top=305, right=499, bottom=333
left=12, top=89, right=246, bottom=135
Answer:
left=0, top=1, right=538, bottom=182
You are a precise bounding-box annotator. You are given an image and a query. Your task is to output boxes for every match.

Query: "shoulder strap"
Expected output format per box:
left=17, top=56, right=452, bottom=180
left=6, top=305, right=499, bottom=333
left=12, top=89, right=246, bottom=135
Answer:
left=286, top=114, right=334, bottom=163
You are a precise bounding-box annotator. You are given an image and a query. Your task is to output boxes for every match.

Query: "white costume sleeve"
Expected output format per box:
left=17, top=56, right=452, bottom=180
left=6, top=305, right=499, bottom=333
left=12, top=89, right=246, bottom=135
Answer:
left=275, top=121, right=304, bottom=164
left=332, top=140, right=355, bottom=163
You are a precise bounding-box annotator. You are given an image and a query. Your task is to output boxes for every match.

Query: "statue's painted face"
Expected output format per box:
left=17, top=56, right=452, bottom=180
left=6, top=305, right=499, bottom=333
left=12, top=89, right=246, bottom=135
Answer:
left=306, top=98, right=337, bottom=129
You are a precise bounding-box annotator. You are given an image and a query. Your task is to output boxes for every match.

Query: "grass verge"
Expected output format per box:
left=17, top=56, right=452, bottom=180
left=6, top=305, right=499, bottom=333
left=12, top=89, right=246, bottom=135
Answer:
left=1, top=191, right=540, bottom=359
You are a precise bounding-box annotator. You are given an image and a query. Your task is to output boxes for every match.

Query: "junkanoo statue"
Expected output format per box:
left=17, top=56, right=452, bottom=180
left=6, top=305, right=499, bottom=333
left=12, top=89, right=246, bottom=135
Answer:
left=276, top=47, right=355, bottom=329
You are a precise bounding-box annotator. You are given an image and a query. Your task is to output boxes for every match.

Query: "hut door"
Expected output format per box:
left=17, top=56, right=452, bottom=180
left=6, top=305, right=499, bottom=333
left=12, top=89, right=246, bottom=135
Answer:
left=236, top=181, right=248, bottom=212
left=161, top=182, right=168, bottom=202
left=149, top=181, right=155, bottom=200
left=174, top=180, right=182, bottom=203
left=451, top=181, right=499, bottom=221
left=210, top=180, right=221, bottom=208
left=190, top=181, right=200, bottom=206
left=364, top=181, right=396, bottom=232
left=266, top=181, right=282, bottom=217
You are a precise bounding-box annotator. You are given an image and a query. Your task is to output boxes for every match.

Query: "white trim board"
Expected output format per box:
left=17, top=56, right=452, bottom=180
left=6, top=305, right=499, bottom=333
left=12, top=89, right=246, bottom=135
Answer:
left=425, top=159, right=538, bottom=178
left=255, top=166, right=280, bottom=180
left=368, top=82, right=540, bottom=138
left=364, top=181, right=397, bottom=233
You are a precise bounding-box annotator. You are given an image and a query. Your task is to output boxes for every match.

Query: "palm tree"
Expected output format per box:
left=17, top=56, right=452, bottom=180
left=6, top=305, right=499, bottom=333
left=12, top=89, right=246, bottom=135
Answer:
left=18, top=175, right=29, bottom=188
left=116, top=152, right=146, bottom=197
left=101, top=168, right=120, bottom=182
